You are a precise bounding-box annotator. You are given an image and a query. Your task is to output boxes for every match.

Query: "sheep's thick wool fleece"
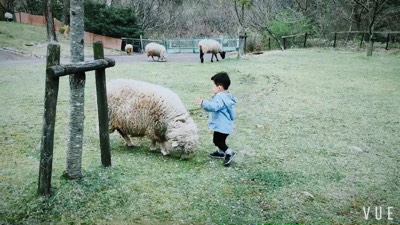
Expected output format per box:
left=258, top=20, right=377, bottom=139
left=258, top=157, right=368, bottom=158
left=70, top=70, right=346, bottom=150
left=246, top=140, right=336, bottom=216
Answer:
left=198, top=39, right=223, bottom=54
left=107, top=79, right=190, bottom=141
left=145, top=43, right=166, bottom=58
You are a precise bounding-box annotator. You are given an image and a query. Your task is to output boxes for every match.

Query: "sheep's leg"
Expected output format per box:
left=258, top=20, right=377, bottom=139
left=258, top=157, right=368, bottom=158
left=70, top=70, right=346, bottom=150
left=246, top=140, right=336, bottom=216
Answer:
left=117, top=129, right=135, bottom=147
left=211, top=53, right=214, bottom=62
left=151, top=56, right=155, bottom=61
left=200, top=49, right=204, bottom=63
left=160, top=142, right=170, bottom=156
left=150, top=140, right=157, bottom=151
left=215, top=54, right=219, bottom=62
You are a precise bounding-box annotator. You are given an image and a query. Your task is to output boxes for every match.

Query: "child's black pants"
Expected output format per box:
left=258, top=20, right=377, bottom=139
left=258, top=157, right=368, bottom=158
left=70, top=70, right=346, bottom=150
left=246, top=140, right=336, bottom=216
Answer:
left=213, top=131, right=229, bottom=151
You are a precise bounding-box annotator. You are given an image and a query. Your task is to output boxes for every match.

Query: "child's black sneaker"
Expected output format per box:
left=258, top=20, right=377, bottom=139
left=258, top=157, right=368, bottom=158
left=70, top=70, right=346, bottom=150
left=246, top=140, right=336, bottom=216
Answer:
left=224, top=152, right=236, bottom=166
left=209, top=150, right=225, bottom=159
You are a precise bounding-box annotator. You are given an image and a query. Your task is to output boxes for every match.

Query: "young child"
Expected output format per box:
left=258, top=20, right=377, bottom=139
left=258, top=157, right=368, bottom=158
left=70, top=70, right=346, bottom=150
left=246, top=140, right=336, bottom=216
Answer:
left=197, top=72, right=237, bottom=166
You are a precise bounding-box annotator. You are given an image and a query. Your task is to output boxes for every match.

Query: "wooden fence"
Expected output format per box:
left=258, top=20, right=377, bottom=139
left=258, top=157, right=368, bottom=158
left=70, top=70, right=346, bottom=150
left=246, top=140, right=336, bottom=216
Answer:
left=14, top=12, right=122, bottom=50
left=332, top=31, right=400, bottom=50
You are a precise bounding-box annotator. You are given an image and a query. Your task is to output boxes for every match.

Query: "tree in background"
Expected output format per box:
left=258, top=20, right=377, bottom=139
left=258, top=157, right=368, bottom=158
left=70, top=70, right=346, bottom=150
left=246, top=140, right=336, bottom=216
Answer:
left=130, top=0, right=183, bottom=36
left=61, top=0, right=69, bottom=25
left=10, top=0, right=400, bottom=51
left=84, top=1, right=142, bottom=38
left=43, top=0, right=57, bottom=42
left=247, top=0, right=285, bottom=50
left=352, top=0, right=394, bottom=56
left=233, top=0, right=252, bottom=34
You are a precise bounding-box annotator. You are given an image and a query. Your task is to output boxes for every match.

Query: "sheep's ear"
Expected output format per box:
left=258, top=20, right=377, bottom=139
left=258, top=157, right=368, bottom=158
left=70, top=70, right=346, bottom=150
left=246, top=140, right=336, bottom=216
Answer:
left=172, top=141, right=179, bottom=147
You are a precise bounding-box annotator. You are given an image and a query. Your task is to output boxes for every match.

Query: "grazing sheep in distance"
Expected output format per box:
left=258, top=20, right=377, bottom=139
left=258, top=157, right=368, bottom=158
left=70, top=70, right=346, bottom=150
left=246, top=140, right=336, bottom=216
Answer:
left=107, top=79, right=198, bottom=159
left=4, top=12, right=13, bottom=22
left=125, top=44, right=133, bottom=55
left=199, top=39, right=226, bottom=63
left=145, top=42, right=167, bottom=61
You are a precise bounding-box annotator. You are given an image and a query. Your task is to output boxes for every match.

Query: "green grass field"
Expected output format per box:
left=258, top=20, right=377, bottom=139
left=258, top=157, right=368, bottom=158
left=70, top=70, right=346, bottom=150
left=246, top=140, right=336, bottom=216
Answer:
left=0, top=22, right=399, bottom=224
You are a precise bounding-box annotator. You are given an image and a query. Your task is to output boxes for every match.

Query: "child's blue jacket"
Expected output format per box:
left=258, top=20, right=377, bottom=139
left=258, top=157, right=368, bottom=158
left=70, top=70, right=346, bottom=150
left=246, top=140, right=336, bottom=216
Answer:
left=201, top=91, right=237, bottom=134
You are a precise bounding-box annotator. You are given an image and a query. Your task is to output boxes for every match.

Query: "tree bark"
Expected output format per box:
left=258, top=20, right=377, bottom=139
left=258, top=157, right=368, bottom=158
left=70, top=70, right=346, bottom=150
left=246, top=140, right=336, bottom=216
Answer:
left=367, top=33, right=374, bottom=56
left=65, top=0, right=85, bottom=179
left=44, top=0, right=57, bottom=42
left=61, top=0, right=70, bottom=26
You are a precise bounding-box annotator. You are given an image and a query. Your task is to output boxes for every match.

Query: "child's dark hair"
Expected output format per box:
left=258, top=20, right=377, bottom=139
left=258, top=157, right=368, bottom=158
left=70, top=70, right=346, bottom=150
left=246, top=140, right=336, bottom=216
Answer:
left=211, top=72, right=231, bottom=90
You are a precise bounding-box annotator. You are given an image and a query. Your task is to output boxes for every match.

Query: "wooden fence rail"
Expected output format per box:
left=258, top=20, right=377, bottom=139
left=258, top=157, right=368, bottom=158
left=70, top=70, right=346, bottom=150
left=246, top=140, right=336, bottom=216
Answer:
left=282, top=32, right=309, bottom=50
left=332, top=31, right=400, bottom=49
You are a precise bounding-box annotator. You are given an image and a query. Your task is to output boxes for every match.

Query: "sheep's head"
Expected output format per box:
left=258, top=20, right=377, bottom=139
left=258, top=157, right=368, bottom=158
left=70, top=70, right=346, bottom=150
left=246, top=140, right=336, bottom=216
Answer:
left=199, top=45, right=204, bottom=63
left=160, top=50, right=167, bottom=61
left=220, top=51, right=226, bottom=59
left=166, top=115, right=198, bottom=159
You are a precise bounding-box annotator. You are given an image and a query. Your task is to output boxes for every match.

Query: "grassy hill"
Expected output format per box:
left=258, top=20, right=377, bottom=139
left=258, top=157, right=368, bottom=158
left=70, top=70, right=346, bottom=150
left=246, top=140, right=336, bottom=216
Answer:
left=0, top=21, right=124, bottom=58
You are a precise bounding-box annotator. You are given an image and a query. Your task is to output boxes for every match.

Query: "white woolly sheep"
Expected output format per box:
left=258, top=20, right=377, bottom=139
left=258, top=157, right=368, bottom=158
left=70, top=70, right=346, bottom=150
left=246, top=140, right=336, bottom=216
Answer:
left=107, top=79, right=198, bottom=159
left=199, top=39, right=226, bottom=63
left=4, top=12, right=13, bottom=22
left=145, top=42, right=167, bottom=61
left=125, top=44, right=133, bottom=55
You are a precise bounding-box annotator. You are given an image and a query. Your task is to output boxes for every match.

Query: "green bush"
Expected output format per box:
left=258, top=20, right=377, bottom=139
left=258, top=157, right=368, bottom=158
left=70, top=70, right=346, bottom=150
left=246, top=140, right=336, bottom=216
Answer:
left=84, top=1, right=143, bottom=38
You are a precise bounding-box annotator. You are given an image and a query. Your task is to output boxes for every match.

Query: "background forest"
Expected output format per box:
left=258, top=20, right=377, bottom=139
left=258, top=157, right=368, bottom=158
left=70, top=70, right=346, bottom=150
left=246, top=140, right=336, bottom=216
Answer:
left=1, top=0, right=400, bottom=43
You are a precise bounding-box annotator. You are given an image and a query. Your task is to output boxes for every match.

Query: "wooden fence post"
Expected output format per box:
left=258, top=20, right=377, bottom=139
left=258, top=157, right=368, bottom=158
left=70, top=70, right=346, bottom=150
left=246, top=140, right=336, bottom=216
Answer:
left=333, top=33, right=337, bottom=48
left=164, top=40, right=168, bottom=53
left=283, top=37, right=286, bottom=50
left=243, top=33, right=247, bottom=54
left=192, top=38, right=195, bottom=53
left=268, top=37, right=271, bottom=50
left=140, top=35, right=144, bottom=53
left=93, top=42, right=111, bottom=167
left=385, top=33, right=390, bottom=50
left=303, top=32, right=308, bottom=48
left=360, top=33, right=364, bottom=48
left=38, top=43, right=60, bottom=196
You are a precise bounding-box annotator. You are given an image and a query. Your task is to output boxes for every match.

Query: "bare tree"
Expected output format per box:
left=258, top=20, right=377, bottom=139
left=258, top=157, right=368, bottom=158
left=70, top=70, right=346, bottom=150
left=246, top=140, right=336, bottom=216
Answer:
left=43, top=0, right=57, bottom=42
left=352, top=0, right=390, bottom=56
left=129, top=0, right=183, bottom=35
left=65, top=0, right=85, bottom=179
left=233, top=0, right=252, bottom=34
left=247, top=0, right=284, bottom=50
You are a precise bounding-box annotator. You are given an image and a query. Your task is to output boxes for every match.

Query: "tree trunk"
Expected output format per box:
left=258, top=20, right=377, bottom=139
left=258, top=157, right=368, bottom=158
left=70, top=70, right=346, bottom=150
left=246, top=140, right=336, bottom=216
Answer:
left=44, top=0, right=57, bottom=42
left=61, top=0, right=70, bottom=26
left=65, top=0, right=85, bottom=179
left=262, top=26, right=284, bottom=51
left=367, top=33, right=374, bottom=56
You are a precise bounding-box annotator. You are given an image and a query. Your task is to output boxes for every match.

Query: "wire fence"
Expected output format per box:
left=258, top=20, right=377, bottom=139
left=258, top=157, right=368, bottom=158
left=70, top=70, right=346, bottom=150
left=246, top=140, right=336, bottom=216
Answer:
left=121, top=37, right=239, bottom=54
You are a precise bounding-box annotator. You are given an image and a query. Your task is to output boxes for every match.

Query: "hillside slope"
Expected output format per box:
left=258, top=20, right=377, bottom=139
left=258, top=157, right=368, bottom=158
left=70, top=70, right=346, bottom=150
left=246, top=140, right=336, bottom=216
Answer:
left=0, top=21, right=124, bottom=58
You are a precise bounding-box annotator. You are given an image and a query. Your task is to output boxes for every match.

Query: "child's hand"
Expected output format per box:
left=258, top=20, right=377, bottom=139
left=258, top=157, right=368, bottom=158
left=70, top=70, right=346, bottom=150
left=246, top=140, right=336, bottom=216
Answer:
left=195, top=98, right=203, bottom=107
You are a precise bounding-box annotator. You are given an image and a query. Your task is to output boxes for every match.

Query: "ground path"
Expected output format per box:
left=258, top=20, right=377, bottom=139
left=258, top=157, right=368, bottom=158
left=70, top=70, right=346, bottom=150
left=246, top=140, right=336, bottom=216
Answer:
left=0, top=49, right=203, bottom=66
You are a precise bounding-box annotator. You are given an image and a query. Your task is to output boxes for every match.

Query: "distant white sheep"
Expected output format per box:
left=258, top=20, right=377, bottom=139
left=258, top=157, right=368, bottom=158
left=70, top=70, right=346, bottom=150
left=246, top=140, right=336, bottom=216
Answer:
left=145, top=42, right=167, bottom=61
left=107, top=79, right=198, bottom=158
left=4, top=12, right=13, bottom=22
left=125, top=44, right=133, bottom=55
left=199, top=39, right=226, bottom=63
